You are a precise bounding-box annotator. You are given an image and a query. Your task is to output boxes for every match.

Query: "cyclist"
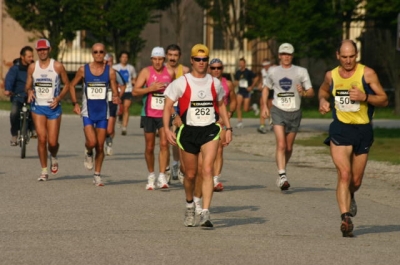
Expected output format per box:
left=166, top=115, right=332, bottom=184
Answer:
left=4, top=46, right=35, bottom=146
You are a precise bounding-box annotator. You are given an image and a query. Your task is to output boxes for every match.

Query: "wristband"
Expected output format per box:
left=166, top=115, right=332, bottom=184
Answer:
left=72, top=102, right=78, bottom=106
left=225, top=127, right=233, bottom=132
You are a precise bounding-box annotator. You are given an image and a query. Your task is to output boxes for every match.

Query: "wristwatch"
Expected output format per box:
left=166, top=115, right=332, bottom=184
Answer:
left=72, top=102, right=78, bottom=106
left=171, top=113, right=177, bottom=120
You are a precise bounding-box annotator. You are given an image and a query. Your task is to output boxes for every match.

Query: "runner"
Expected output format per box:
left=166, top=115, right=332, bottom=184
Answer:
left=132, top=47, right=174, bottom=190
left=69, top=43, right=120, bottom=186
left=234, top=57, right=259, bottom=128
left=25, top=39, right=70, bottom=181
left=257, top=59, right=273, bottom=134
left=261, top=43, right=314, bottom=191
left=318, top=40, right=388, bottom=237
left=113, top=51, right=136, bottom=136
left=163, top=44, right=232, bottom=227
left=104, top=53, right=126, bottom=156
left=165, top=44, right=189, bottom=182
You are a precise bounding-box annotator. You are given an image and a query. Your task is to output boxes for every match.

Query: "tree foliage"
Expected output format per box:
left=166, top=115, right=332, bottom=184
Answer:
left=84, top=0, right=175, bottom=62
left=5, top=0, right=174, bottom=62
left=196, top=0, right=247, bottom=54
left=4, top=0, right=89, bottom=58
left=246, top=0, right=363, bottom=60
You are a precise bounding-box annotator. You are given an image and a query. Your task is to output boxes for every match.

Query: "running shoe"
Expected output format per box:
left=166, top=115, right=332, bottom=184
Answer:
left=165, top=167, right=171, bottom=184
left=213, top=176, right=224, bottom=192
left=172, top=163, right=179, bottom=180
left=340, top=216, right=354, bottom=237
left=178, top=169, right=185, bottom=185
left=184, top=207, right=196, bottom=227
left=236, top=122, right=244, bottom=128
left=252, top=103, right=260, bottom=116
left=146, top=175, right=156, bottom=190
left=121, top=127, right=127, bottom=136
left=84, top=150, right=94, bottom=170
left=194, top=198, right=203, bottom=216
left=38, top=173, right=49, bottom=181
left=257, top=125, right=267, bottom=134
left=50, top=156, right=59, bottom=175
left=200, top=210, right=213, bottom=227
left=105, top=137, right=113, bottom=156
left=157, top=174, right=169, bottom=189
left=276, top=174, right=290, bottom=190
left=350, top=196, right=357, bottom=217
left=93, top=174, right=104, bottom=187
left=30, top=130, right=38, bottom=139
left=10, top=136, right=18, bottom=146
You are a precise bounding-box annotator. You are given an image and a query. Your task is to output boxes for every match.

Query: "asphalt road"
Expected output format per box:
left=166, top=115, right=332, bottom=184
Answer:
left=1, top=112, right=399, bottom=265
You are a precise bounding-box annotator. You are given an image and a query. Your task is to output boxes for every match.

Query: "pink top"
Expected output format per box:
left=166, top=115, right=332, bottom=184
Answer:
left=144, top=66, right=172, bottom=117
left=221, top=77, right=230, bottom=105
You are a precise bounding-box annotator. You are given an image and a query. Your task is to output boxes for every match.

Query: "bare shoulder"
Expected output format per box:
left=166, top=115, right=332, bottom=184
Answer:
left=53, top=60, right=66, bottom=73
left=363, top=65, right=378, bottom=81
left=182, top=65, right=190, bottom=74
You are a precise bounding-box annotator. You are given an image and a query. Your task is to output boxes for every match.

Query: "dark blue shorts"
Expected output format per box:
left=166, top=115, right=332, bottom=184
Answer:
left=108, top=102, right=118, bottom=117
left=237, top=87, right=251, bottom=99
left=324, top=120, right=374, bottom=155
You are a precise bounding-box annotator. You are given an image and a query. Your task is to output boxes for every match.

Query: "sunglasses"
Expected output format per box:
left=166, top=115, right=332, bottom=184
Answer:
left=192, top=57, right=209, bottom=62
left=93, top=50, right=105, bottom=54
left=210, top=66, right=223, bottom=70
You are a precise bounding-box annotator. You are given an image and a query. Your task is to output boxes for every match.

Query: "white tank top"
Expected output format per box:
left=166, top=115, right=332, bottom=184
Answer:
left=32, top=59, right=60, bottom=106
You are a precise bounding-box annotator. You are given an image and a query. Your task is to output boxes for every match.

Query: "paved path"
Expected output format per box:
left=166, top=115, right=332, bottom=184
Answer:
left=0, top=114, right=399, bottom=265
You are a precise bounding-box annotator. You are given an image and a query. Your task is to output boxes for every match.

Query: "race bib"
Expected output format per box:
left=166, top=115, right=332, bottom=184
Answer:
left=277, top=92, right=295, bottom=110
left=87, top=83, right=107, bottom=100
left=239, top=79, right=248, bottom=88
left=335, top=90, right=360, bottom=112
left=151, top=92, right=165, bottom=110
left=35, top=82, right=53, bottom=99
left=189, top=101, right=215, bottom=125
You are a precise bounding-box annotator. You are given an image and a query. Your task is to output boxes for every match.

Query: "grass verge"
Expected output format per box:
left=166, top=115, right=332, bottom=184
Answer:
left=295, top=128, right=400, bottom=165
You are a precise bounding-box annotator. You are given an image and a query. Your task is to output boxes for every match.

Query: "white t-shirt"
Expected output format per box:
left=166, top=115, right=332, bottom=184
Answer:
left=265, top=65, right=312, bottom=112
left=112, top=64, right=136, bottom=93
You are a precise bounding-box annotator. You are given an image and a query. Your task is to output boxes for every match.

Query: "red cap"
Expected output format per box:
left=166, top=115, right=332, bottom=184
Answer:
left=35, top=39, right=51, bottom=50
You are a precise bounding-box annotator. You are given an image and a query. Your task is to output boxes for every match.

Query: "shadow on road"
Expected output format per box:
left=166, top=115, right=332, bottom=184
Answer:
left=354, top=224, right=400, bottom=236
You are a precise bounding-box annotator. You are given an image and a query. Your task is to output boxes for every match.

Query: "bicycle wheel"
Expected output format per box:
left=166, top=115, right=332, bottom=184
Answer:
left=20, top=112, right=28, bottom=159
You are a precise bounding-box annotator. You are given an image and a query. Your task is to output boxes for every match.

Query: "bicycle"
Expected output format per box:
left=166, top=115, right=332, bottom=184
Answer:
left=19, top=101, right=32, bottom=159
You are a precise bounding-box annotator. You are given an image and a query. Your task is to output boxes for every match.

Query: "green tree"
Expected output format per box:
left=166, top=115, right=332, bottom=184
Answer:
left=83, top=0, right=175, bottom=63
left=5, top=0, right=174, bottom=63
left=4, top=0, right=93, bottom=58
left=196, top=0, right=247, bottom=56
left=246, top=0, right=362, bottom=61
left=363, top=0, right=400, bottom=115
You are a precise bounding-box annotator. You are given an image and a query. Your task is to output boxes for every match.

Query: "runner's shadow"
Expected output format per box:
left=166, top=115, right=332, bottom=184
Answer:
left=354, top=224, right=400, bottom=236
left=105, top=179, right=145, bottom=186
left=52, top=175, right=93, bottom=181
left=212, top=205, right=260, bottom=214
left=283, top=186, right=334, bottom=194
left=213, top=217, right=267, bottom=228
left=223, top=184, right=266, bottom=192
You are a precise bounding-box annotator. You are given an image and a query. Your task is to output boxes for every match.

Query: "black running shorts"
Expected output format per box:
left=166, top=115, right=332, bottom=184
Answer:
left=324, top=120, right=374, bottom=155
left=176, top=123, right=221, bottom=154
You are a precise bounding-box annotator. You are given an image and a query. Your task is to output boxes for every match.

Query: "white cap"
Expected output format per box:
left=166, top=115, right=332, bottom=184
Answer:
left=278, top=43, right=294, bottom=54
left=151, top=47, right=165, bottom=58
